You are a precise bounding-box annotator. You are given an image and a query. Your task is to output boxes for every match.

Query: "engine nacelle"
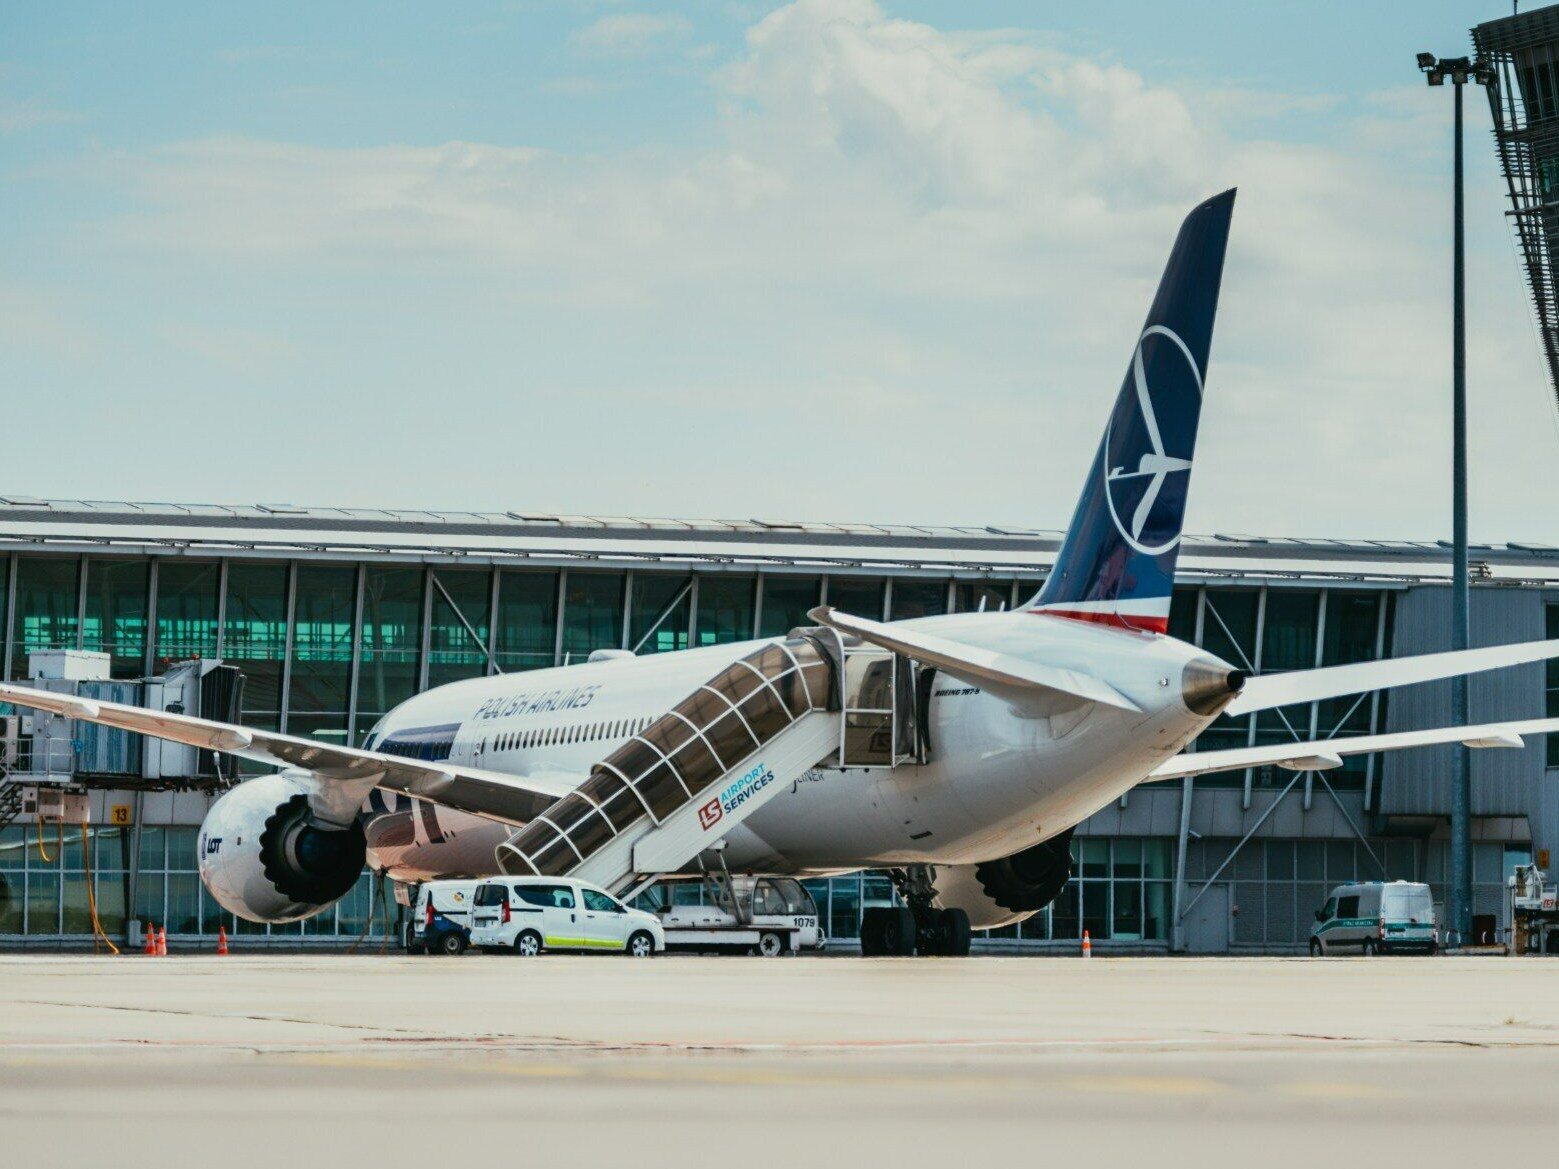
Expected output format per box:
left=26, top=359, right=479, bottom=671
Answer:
left=198, top=773, right=367, bottom=924
left=927, top=831, right=1075, bottom=930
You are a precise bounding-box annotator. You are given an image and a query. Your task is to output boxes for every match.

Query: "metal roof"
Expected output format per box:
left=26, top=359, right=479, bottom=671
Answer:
left=0, top=497, right=1555, bottom=586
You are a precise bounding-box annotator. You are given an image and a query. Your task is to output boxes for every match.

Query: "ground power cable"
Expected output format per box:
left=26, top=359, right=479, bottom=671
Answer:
left=33, top=819, right=59, bottom=865
left=79, top=819, right=119, bottom=956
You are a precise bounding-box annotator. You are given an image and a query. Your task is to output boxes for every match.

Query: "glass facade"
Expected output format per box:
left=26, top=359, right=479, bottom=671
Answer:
left=1176, top=585, right=1392, bottom=793
left=561, top=572, right=624, bottom=662
left=224, top=563, right=288, bottom=728
left=82, top=558, right=149, bottom=678
left=495, top=571, right=557, bottom=673
left=890, top=579, right=948, bottom=621
left=428, top=569, right=492, bottom=687
left=9, top=556, right=79, bottom=679
left=758, top=576, right=820, bottom=639
left=292, top=565, right=358, bottom=743
left=629, top=575, right=691, bottom=655
left=695, top=576, right=755, bottom=646
left=154, top=562, right=219, bottom=667
left=827, top=577, right=885, bottom=622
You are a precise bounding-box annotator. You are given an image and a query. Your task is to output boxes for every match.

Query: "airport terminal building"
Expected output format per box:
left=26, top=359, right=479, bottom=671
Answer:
left=0, top=498, right=1555, bottom=952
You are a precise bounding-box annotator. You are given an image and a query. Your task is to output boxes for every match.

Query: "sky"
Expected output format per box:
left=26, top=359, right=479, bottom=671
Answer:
left=3, top=1, right=1557, bottom=543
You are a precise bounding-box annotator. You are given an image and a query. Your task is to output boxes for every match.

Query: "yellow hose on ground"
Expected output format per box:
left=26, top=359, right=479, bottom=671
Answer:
left=80, top=819, right=120, bottom=956
left=34, top=819, right=58, bottom=864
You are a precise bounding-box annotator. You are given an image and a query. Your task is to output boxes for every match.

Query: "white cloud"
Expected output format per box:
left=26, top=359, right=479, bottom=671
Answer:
left=33, top=0, right=1559, bottom=537
left=0, top=97, right=75, bottom=134
left=570, top=13, right=691, bottom=57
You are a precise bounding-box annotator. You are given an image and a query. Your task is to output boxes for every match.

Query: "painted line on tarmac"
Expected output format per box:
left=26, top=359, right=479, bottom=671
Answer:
left=7, top=998, right=433, bottom=1036
left=282, top=1052, right=1240, bottom=1097
left=4, top=1031, right=1551, bottom=1056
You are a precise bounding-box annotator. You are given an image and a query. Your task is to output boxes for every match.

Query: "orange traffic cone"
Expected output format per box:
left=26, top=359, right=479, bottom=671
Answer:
left=144, top=922, right=156, bottom=956
left=216, top=926, right=228, bottom=956
left=1081, top=929, right=1092, bottom=959
left=156, top=925, right=168, bottom=957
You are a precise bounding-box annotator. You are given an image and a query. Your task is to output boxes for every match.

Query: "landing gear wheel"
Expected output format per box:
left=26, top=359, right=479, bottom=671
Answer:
left=1309, top=938, right=1324, bottom=957
left=513, top=929, right=542, bottom=957
left=859, top=907, right=887, bottom=956
left=880, top=907, right=917, bottom=956
left=436, top=932, right=467, bottom=956
left=757, top=932, right=785, bottom=958
left=934, top=908, right=972, bottom=957
left=626, top=931, right=655, bottom=958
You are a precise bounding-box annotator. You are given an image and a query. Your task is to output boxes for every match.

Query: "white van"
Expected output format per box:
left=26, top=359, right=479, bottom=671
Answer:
left=469, top=877, right=665, bottom=957
left=1310, top=881, right=1438, bottom=956
left=407, top=880, right=481, bottom=955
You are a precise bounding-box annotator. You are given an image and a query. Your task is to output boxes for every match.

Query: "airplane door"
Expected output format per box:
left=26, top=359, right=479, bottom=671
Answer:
left=578, top=886, right=630, bottom=950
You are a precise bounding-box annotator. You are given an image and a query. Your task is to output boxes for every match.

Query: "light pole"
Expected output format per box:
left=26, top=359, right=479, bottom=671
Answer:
left=1416, top=52, right=1493, bottom=948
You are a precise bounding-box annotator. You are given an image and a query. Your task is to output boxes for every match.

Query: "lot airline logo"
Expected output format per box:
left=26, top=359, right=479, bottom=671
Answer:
left=699, top=762, right=776, bottom=831
left=1103, top=324, right=1201, bottom=556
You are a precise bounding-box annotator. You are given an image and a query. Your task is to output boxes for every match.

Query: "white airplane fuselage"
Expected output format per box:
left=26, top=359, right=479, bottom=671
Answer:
left=358, top=610, right=1232, bottom=882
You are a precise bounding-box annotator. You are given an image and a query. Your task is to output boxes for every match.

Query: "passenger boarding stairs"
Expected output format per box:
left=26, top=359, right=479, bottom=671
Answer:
left=496, top=627, right=916, bottom=898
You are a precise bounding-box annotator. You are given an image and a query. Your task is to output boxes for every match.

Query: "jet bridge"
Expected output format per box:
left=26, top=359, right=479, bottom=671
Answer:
left=495, top=628, right=917, bottom=897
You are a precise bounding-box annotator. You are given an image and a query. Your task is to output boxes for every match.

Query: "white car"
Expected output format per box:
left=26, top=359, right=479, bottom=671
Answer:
left=469, top=876, right=665, bottom=957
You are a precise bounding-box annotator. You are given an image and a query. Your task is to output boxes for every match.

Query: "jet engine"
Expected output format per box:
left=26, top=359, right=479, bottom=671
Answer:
left=927, top=830, right=1075, bottom=930
left=198, top=773, right=366, bottom=924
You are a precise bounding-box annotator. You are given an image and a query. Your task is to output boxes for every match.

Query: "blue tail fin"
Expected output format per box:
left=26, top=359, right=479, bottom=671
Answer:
left=1029, top=189, right=1234, bottom=634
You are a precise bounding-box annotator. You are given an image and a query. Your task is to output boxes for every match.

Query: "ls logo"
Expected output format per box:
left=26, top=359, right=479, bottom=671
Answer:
left=1103, top=324, right=1202, bottom=556
left=697, top=798, right=723, bottom=831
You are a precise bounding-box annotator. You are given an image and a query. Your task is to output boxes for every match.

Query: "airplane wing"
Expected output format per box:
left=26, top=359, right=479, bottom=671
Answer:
left=1225, top=638, right=1559, bottom=716
left=1146, top=717, right=1559, bottom=781
left=808, top=606, right=1142, bottom=712
left=0, top=680, right=574, bottom=826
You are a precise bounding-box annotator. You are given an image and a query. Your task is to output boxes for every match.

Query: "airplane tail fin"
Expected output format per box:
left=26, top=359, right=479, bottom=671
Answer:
left=1028, top=188, right=1235, bottom=634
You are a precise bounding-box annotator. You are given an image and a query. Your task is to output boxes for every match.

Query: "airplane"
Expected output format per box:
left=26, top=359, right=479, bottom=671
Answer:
left=6, top=186, right=1559, bottom=957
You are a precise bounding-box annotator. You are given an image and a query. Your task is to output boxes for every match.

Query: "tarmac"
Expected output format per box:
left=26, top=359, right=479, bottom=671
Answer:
left=2, top=953, right=1556, bottom=1168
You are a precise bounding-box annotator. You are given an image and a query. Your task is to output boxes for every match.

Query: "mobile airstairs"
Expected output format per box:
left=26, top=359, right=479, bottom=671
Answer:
left=495, top=627, right=919, bottom=899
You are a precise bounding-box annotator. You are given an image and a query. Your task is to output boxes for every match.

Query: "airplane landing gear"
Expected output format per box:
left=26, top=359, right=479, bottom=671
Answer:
left=858, top=867, right=973, bottom=957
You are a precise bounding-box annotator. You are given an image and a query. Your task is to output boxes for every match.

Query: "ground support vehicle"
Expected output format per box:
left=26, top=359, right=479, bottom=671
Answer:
left=655, top=873, right=826, bottom=956
left=1506, top=865, right=1559, bottom=954
left=404, top=880, right=479, bottom=955
left=1310, top=880, right=1438, bottom=956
